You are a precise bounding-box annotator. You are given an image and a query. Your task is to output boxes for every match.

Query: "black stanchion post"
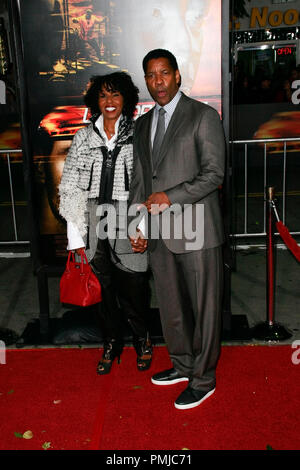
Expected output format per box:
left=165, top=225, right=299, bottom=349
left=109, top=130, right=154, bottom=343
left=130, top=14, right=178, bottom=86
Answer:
left=252, top=187, right=292, bottom=341
left=267, top=186, right=275, bottom=328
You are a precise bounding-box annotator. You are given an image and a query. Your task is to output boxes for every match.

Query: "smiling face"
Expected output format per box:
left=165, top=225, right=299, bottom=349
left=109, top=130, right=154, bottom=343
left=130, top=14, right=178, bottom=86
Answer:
left=144, top=57, right=180, bottom=106
left=98, top=86, right=124, bottom=123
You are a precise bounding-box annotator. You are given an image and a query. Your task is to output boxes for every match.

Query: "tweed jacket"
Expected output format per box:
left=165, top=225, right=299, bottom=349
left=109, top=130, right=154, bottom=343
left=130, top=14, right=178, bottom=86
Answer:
left=59, top=116, right=148, bottom=271
left=59, top=115, right=134, bottom=238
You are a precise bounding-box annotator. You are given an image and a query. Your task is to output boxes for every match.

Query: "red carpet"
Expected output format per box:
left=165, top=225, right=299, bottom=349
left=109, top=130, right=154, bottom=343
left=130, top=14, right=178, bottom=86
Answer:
left=0, top=345, right=299, bottom=450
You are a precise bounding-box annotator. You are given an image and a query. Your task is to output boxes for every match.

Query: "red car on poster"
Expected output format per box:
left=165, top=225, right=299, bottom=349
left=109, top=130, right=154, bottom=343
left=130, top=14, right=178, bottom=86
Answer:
left=39, top=96, right=221, bottom=138
left=38, top=106, right=90, bottom=137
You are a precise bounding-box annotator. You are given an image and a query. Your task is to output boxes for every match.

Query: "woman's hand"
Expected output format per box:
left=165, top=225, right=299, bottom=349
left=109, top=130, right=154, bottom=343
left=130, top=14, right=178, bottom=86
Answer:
left=130, top=229, right=148, bottom=253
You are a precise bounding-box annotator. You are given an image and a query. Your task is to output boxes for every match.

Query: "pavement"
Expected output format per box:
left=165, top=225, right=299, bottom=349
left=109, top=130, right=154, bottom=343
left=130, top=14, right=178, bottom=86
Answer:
left=0, top=243, right=299, bottom=348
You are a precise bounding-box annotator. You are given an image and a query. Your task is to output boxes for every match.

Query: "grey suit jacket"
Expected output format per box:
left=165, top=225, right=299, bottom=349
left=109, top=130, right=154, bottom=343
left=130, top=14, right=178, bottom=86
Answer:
left=129, top=93, right=225, bottom=253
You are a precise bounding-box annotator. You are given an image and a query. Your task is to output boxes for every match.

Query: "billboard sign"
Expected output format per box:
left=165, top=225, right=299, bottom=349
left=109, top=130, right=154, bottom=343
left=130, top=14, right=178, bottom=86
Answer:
left=18, top=0, right=222, bottom=263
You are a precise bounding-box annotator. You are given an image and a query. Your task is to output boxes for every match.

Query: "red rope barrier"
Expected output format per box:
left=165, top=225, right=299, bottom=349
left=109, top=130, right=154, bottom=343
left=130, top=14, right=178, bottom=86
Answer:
left=276, top=221, right=300, bottom=262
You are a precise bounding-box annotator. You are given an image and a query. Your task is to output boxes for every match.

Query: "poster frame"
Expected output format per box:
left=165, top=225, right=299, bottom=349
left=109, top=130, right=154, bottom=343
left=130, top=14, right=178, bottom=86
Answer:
left=221, top=0, right=234, bottom=333
left=10, top=0, right=233, bottom=343
left=8, top=0, right=42, bottom=271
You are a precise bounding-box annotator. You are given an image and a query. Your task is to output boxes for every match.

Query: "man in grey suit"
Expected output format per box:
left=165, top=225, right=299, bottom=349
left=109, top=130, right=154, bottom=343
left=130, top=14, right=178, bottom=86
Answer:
left=129, top=49, right=225, bottom=410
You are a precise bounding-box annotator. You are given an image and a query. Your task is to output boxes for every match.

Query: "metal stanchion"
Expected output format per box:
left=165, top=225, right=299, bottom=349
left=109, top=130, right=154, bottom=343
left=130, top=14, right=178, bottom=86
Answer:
left=252, top=187, right=292, bottom=341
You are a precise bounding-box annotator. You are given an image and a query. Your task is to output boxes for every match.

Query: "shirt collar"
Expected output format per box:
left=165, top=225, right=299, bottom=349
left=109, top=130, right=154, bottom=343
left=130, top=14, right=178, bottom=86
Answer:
left=95, top=114, right=122, bottom=141
left=155, top=90, right=182, bottom=115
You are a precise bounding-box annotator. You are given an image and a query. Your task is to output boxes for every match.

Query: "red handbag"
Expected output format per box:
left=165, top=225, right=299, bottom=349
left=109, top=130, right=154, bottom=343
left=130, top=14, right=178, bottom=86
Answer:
left=60, top=250, right=102, bottom=307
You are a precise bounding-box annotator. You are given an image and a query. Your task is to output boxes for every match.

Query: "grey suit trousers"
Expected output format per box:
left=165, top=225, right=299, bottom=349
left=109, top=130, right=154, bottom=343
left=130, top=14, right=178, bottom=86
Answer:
left=150, top=240, right=223, bottom=391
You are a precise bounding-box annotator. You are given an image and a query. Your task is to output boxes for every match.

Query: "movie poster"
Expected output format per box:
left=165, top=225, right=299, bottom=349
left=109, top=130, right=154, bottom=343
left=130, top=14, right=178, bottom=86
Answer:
left=18, top=0, right=222, bottom=263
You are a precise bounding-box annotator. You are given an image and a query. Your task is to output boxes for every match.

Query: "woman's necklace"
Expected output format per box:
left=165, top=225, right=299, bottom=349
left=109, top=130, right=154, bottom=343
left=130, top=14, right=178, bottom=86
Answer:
left=104, top=126, right=115, bottom=138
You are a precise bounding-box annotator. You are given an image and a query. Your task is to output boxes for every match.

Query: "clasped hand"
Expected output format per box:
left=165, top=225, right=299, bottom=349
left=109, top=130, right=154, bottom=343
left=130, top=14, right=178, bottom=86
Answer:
left=129, top=191, right=171, bottom=252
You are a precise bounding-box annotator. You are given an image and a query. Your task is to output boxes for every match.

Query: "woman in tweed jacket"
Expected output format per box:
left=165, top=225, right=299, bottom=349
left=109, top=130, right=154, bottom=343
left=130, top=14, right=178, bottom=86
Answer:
left=59, top=72, right=152, bottom=374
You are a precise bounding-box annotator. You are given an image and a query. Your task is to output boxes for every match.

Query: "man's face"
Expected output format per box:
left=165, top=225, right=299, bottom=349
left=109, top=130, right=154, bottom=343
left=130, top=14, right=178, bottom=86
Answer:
left=145, top=57, right=180, bottom=106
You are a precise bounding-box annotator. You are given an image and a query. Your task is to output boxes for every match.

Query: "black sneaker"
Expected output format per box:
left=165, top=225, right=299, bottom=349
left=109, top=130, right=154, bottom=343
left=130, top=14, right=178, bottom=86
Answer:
left=174, top=385, right=215, bottom=410
left=151, top=368, right=189, bottom=385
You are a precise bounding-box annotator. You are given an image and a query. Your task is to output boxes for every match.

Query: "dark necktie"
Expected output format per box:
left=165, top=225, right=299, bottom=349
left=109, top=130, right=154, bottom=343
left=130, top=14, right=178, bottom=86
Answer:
left=152, top=107, right=166, bottom=169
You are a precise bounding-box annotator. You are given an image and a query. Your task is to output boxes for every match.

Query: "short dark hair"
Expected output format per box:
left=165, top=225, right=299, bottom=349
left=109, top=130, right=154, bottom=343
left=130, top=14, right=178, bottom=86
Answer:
left=84, top=72, right=139, bottom=118
left=142, top=49, right=179, bottom=74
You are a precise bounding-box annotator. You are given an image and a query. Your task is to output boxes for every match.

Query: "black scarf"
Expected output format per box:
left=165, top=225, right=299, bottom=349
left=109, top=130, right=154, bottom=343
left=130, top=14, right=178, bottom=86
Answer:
left=90, top=114, right=134, bottom=203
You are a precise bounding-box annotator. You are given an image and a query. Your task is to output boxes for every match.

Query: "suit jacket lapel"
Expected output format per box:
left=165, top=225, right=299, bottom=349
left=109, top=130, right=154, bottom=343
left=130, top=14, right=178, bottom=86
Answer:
left=139, top=107, right=154, bottom=172
left=155, top=94, right=187, bottom=170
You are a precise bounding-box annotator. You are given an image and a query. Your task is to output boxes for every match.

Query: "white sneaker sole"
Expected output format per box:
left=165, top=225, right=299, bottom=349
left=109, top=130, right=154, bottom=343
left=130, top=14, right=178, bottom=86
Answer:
left=151, top=376, right=189, bottom=386
left=174, top=388, right=216, bottom=410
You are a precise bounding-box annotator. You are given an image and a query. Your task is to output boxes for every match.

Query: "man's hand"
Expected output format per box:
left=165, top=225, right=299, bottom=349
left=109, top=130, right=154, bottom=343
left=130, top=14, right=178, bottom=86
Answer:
left=130, top=229, right=148, bottom=253
left=144, top=192, right=171, bottom=215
